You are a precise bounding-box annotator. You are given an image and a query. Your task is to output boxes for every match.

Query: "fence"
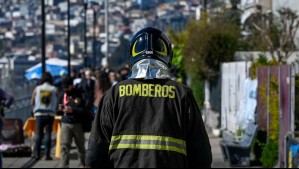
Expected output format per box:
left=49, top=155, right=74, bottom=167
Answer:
left=221, top=62, right=253, bottom=134
left=256, top=65, right=299, bottom=168
left=220, top=63, right=299, bottom=167
left=1, top=70, right=36, bottom=123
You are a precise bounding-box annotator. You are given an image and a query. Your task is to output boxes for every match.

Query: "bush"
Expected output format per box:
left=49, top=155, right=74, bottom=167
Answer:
left=184, top=19, right=240, bottom=80
left=190, top=78, right=204, bottom=109
left=252, top=131, right=267, bottom=164
left=258, top=67, right=280, bottom=168
left=260, top=140, right=279, bottom=168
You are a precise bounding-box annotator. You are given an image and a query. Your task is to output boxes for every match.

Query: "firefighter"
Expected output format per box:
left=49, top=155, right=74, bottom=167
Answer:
left=86, top=27, right=212, bottom=168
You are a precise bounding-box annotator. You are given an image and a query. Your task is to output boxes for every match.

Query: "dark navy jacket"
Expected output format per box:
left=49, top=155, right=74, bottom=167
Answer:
left=86, top=79, right=212, bottom=168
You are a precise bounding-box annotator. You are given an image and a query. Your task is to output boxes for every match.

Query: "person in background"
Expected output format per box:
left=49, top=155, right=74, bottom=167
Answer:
left=54, top=71, right=68, bottom=93
left=71, top=70, right=78, bottom=81
left=78, top=70, right=95, bottom=113
left=94, top=70, right=112, bottom=112
left=31, top=72, right=59, bottom=160
left=118, top=67, right=130, bottom=81
left=0, top=87, right=14, bottom=168
left=58, top=77, right=86, bottom=168
left=72, top=70, right=82, bottom=87
left=108, top=71, right=118, bottom=86
left=0, top=88, right=14, bottom=112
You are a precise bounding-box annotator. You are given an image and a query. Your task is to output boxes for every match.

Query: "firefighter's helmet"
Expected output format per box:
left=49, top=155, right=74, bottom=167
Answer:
left=129, top=27, right=173, bottom=67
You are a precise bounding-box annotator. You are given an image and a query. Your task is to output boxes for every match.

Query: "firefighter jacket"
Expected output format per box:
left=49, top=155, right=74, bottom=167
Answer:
left=86, top=79, right=212, bottom=168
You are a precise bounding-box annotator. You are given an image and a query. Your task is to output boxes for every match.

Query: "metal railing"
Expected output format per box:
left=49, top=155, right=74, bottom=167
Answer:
left=1, top=75, right=36, bottom=123
left=4, top=96, right=33, bottom=124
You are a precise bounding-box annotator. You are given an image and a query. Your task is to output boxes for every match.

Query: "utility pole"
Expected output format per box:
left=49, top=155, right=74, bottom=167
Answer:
left=84, top=0, right=88, bottom=68
left=41, top=0, right=46, bottom=74
left=90, top=1, right=100, bottom=70
left=105, top=0, right=109, bottom=59
left=68, top=0, right=71, bottom=76
left=203, top=0, right=207, bottom=12
left=93, top=8, right=97, bottom=69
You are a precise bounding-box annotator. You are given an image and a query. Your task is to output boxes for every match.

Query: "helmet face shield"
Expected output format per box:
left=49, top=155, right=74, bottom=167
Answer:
left=129, top=27, right=173, bottom=67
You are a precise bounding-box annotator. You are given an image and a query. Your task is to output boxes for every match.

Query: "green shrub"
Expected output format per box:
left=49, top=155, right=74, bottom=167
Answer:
left=184, top=19, right=240, bottom=80
left=260, top=140, right=279, bottom=168
left=190, top=78, right=204, bottom=109
left=259, top=76, right=280, bottom=168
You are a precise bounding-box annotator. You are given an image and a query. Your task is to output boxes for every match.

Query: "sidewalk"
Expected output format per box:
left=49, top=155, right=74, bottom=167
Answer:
left=3, top=133, right=90, bottom=168
left=3, top=133, right=230, bottom=168
left=32, top=133, right=90, bottom=168
left=3, top=157, right=32, bottom=168
left=210, top=134, right=230, bottom=168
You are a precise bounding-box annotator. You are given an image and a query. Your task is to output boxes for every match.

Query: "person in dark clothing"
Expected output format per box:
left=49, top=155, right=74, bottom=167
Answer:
left=78, top=70, right=95, bottom=113
left=0, top=88, right=14, bottom=120
left=58, top=77, right=86, bottom=168
left=86, top=27, right=212, bottom=168
left=94, top=70, right=112, bottom=113
left=0, top=88, right=14, bottom=168
left=0, top=88, right=14, bottom=109
left=118, top=67, right=130, bottom=81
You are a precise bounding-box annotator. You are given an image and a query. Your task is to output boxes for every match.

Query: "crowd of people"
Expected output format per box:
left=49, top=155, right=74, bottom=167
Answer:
left=30, top=66, right=130, bottom=167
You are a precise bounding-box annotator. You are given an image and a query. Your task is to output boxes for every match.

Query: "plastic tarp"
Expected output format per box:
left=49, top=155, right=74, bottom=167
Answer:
left=25, top=58, right=81, bottom=80
left=237, top=78, right=258, bottom=130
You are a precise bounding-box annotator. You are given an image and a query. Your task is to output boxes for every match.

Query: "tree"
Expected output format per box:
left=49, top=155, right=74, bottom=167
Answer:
left=223, top=0, right=242, bottom=25
left=184, top=18, right=240, bottom=80
left=168, top=23, right=205, bottom=108
left=251, top=8, right=299, bottom=63
left=168, top=28, right=188, bottom=82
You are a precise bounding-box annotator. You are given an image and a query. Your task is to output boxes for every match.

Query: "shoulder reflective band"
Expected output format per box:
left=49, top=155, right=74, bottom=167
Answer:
left=109, top=135, right=187, bottom=156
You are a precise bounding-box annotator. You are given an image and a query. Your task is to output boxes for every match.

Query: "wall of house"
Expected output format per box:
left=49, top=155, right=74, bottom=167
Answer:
left=235, top=52, right=299, bottom=63
left=259, top=0, right=272, bottom=11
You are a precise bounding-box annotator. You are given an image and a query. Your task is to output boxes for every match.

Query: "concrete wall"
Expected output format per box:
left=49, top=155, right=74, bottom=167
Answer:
left=259, top=0, right=272, bottom=11
left=235, top=51, right=299, bottom=64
